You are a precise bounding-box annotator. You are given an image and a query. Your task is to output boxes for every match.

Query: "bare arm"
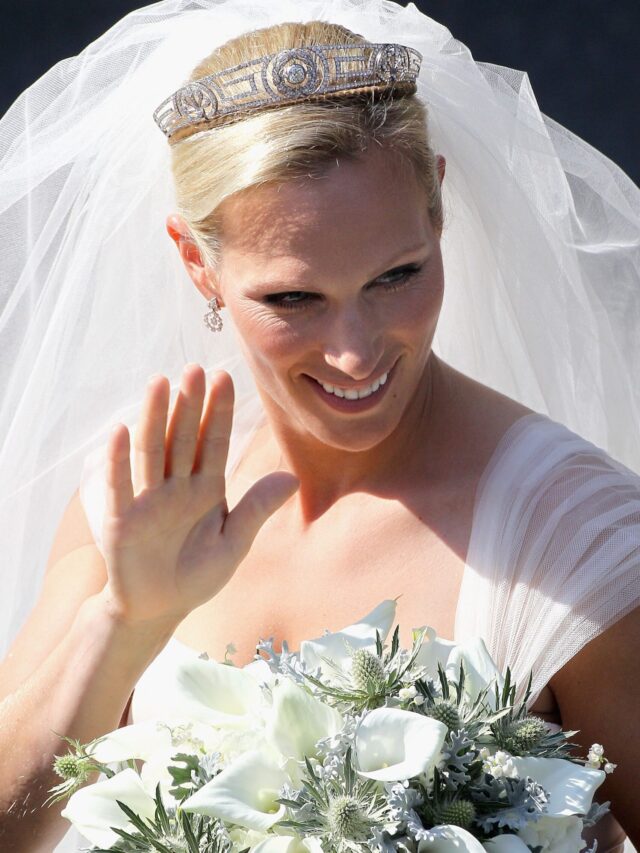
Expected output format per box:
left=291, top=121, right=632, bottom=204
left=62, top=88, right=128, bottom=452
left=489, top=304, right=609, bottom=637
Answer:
left=550, top=605, right=640, bottom=847
left=0, top=365, right=298, bottom=852
left=0, top=590, right=177, bottom=852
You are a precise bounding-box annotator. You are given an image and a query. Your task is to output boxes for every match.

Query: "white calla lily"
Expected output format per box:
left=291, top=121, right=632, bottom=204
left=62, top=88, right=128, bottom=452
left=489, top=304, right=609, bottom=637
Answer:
left=511, top=756, right=605, bottom=815
left=244, top=657, right=276, bottom=687
left=483, top=834, right=532, bottom=853
left=230, top=828, right=270, bottom=850
left=90, top=718, right=220, bottom=764
left=89, top=720, right=172, bottom=764
left=252, top=835, right=325, bottom=853
left=161, top=656, right=265, bottom=727
left=445, top=638, right=504, bottom=704
left=299, top=599, right=396, bottom=679
left=268, top=677, right=343, bottom=761
left=418, top=825, right=486, bottom=852
left=413, top=626, right=456, bottom=675
left=181, top=748, right=289, bottom=831
left=60, top=768, right=156, bottom=849
left=354, top=707, right=447, bottom=781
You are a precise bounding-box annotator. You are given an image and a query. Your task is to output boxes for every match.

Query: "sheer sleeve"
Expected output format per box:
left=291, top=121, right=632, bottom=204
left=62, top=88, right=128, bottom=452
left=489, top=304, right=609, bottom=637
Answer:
left=455, top=413, right=640, bottom=705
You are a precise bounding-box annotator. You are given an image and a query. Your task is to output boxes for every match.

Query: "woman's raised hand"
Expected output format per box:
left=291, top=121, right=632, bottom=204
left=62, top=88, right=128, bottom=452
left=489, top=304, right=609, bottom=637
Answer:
left=99, top=365, right=298, bottom=628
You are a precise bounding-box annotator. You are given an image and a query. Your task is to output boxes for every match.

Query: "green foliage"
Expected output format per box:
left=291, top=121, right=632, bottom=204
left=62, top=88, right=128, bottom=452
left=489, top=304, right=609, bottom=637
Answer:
left=91, top=784, right=231, bottom=853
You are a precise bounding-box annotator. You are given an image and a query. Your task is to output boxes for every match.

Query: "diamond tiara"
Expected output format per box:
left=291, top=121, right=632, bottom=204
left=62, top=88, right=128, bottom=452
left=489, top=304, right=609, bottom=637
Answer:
left=153, top=42, right=422, bottom=142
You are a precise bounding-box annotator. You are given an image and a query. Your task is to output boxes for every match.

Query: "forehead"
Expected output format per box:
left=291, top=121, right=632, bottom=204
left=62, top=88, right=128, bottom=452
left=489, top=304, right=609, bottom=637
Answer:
left=216, top=147, right=432, bottom=280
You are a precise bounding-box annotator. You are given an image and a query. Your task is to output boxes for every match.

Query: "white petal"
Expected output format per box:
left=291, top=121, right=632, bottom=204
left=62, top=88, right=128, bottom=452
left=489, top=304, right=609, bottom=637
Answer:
left=268, top=678, right=343, bottom=761
left=413, top=626, right=457, bottom=675
left=90, top=720, right=171, bottom=763
left=139, top=750, right=180, bottom=806
left=300, top=599, right=396, bottom=678
left=251, top=836, right=324, bottom=853
left=445, top=638, right=504, bottom=704
left=231, top=828, right=269, bottom=850
left=518, top=815, right=586, bottom=853
left=511, top=756, right=605, bottom=815
left=483, top=835, right=531, bottom=853
left=61, top=768, right=156, bottom=849
left=243, top=657, right=276, bottom=687
left=418, top=825, right=486, bottom=853
left=181, top=748, right=289, bottom=831
left=354, top=707, right=447, bottom=781
left=163, top=657, right=265, bottom=727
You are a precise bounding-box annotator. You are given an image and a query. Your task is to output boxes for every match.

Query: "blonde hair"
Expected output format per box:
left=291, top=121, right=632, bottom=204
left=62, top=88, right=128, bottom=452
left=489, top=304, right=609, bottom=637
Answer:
left=170, top=21, right=443, bottom=267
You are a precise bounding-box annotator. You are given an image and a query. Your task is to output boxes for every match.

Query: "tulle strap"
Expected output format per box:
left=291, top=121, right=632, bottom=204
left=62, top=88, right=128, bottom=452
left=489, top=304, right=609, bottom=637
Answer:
left=456, top=413, right=640, bottom=704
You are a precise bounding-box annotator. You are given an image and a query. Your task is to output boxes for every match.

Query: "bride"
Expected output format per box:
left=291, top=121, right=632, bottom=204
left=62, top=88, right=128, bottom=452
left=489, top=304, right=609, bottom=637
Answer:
left=0, top=1, right=638, bottom=851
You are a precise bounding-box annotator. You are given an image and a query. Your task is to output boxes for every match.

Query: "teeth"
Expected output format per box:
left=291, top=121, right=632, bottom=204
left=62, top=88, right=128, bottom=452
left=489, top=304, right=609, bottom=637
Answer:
left=319, top=371, right=389, bottom=400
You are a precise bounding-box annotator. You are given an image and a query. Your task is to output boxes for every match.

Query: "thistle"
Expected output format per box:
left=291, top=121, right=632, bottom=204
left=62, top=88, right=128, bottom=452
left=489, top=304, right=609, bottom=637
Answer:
left=53, top=753, right=91, bottom=783
left=498, top=716, right=549, bottom=754
left=436, top=798, right=477, bottom=829
left=351, top=648, right=386, bottom=694
left=423, top=699, right=461, bottom=732
left=327, top=795, right=368, bottom=839
left=45, top=735, right=108, bottom=806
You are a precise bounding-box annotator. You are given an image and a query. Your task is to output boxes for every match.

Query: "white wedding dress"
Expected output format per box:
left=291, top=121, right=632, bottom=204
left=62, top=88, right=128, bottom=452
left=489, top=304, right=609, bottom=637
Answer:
left=54, top=408, right=639, bottom=852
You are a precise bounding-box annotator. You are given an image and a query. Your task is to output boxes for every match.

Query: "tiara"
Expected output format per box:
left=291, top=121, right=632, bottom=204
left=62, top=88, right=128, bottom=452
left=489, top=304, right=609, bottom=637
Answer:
left=153, top=42, right=422, bottom=142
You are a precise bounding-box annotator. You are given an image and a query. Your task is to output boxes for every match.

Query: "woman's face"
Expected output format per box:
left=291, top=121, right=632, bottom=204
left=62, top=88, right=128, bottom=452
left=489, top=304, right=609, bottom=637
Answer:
left=213, top=146, right=445, bottom=452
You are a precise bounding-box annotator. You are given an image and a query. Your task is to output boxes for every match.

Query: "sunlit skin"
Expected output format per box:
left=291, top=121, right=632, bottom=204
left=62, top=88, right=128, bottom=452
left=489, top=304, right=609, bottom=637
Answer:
left=168, top=146, right=450, bottom=518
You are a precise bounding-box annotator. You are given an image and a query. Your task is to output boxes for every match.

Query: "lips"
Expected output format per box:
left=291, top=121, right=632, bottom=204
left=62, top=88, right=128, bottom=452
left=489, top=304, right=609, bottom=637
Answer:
left=317, top=370, right=389, bottom=400
left=302, top=361, right=398, bottom=412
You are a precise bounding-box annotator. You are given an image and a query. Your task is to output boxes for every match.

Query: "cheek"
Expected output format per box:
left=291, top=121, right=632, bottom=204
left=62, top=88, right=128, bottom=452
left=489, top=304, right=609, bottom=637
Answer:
left=229, top=301, right=309, bottom=372
left=390, top=275, right=444, bottom=340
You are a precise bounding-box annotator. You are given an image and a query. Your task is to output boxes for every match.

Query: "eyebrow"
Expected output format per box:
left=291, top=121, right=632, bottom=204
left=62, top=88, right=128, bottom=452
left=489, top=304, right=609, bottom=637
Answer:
left=244, top=243, right=431, bottom=294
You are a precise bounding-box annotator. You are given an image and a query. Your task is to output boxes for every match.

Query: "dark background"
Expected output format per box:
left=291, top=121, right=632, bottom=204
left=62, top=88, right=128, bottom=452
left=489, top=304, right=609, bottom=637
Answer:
left=3, top=0, right=639, bottom=184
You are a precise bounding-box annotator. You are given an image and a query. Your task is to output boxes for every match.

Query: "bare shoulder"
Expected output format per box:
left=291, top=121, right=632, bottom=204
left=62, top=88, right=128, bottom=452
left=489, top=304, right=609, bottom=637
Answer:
left=433, top=357, right=536, bottom=479
left=0, top=488, right=107, bottom=701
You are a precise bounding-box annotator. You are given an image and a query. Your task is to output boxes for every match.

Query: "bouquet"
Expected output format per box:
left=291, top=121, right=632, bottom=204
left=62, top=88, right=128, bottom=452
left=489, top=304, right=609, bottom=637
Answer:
left=49, top=600, right=614, bottom=853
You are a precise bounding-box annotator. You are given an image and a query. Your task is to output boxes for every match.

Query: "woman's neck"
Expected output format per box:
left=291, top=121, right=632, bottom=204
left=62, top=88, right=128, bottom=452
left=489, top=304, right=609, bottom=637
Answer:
left=255, top=354, right=455, bottom=523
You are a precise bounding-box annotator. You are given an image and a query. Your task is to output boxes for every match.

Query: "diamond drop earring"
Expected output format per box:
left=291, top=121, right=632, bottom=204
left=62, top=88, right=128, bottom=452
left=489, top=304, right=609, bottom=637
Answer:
left=203, top=296, right=223, bottom=332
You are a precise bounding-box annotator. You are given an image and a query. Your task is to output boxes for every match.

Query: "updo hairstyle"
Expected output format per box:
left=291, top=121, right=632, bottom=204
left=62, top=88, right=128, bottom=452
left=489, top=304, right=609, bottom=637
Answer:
left=169, top=20, right=443, bottom=268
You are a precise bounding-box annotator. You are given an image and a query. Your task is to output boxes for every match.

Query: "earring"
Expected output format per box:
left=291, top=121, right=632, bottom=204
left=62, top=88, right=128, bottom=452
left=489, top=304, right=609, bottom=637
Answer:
left=203, top=296, right=223, bottom=332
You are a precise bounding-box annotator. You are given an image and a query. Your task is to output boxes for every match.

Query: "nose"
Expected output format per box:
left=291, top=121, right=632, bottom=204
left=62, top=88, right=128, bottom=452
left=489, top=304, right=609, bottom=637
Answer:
left=322, top=304, right=384, bottom=380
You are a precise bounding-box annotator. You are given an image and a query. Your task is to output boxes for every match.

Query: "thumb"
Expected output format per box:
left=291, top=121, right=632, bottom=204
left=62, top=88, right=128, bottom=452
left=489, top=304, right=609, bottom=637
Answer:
left=224, top=471, right=299, bottom=561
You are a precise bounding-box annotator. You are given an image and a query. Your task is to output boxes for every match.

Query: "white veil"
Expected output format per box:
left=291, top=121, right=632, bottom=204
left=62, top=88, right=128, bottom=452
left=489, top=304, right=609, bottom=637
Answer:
left=1, top=0, right=639, bottom=666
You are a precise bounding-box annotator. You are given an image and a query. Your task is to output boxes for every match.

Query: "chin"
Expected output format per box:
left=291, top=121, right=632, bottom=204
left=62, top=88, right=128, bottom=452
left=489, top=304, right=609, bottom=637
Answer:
left=294, top=405, right=408, bottom=453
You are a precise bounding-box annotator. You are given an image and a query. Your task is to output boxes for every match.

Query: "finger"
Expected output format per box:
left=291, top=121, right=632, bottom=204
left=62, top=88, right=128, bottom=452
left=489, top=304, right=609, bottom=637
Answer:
left=105, top=423, right=134, bottom=516
left=193, top=371, right=235, bottom=478
left=133, top=375, right=170, bottom=492
left=165, top=364, right=206, bottom=478
left=224, top=471, right=299, bottom=561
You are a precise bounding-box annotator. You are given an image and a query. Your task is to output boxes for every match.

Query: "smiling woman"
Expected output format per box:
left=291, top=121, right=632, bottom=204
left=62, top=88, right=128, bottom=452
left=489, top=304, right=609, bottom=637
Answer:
left=0, top=1, right=639, bottom=852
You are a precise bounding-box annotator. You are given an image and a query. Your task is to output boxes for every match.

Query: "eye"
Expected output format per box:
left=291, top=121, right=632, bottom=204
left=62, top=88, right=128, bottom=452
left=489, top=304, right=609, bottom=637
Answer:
left=263, top=291, right=317, bottom=311
left=374, top=264, right=423, bottom=291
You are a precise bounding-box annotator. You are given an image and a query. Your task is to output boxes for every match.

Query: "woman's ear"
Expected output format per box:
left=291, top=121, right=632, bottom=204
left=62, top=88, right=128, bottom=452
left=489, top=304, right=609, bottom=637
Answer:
left=436, top=154, right=446, bottom=186
left=166, top=214, right=225, bottom=306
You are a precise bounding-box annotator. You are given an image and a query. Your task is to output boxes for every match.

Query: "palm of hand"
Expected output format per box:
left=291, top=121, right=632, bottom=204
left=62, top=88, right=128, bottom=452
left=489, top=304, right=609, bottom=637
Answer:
left=100, top=366, right=297, bottom=627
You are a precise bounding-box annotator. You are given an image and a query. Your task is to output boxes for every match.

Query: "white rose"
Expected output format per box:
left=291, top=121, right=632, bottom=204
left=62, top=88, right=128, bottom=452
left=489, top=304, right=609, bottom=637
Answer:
left=518, top=815, right=586, bottom=853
